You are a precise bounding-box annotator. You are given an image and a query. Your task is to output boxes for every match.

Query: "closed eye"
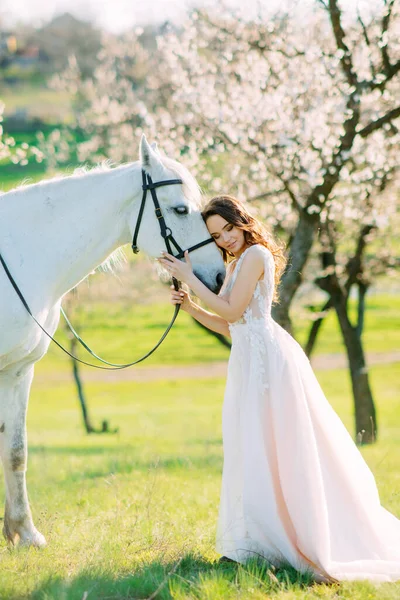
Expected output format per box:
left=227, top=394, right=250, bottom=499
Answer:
left=173, top=206, right=189, bottom=215
left=212, top=224, right=233, bottom=239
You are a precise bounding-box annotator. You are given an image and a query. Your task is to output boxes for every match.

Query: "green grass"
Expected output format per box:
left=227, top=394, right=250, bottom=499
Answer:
left=0, top=363, right=399, bottom=598
left=1, top=82, right=72, bottom=122
left=31, top=293, right=400, bottom=380
left=295, top=294, right=400, bottom=355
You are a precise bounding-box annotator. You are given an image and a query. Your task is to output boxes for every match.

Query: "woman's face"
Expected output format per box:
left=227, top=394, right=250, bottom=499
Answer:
left=205, top=214, right=247, bottom=256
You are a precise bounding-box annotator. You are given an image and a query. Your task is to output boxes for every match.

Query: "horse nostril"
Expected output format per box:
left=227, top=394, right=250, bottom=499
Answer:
left=216, top=272, right=224, bottom=291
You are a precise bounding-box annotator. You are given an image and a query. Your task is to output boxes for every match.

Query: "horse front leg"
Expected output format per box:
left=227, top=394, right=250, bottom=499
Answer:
left=0, top=366, right=46, bottom=547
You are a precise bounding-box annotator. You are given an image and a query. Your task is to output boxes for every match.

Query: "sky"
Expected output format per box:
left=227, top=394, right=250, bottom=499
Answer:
left=0, top=0, right=263, bottom=32
left=0, top=0, right=379, bottom=33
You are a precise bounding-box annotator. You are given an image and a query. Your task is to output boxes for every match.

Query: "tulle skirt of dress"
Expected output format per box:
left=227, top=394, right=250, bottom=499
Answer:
left=216, top=317, right=400, bottom=583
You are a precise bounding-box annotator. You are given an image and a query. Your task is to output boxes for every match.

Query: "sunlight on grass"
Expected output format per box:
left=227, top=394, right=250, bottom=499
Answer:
left=0, top=363, right=399, bottom=598
left=28, top=294, right=400, bottom=381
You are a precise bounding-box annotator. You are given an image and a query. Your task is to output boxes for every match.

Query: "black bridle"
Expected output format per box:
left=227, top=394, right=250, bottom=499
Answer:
left=0, top=169, right=214, bottom=370
left=132, top=170, right=213, bottom=260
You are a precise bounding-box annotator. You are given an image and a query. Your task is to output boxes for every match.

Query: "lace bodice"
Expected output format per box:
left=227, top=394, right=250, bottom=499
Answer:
left=219, top=244, right=275, bottom=327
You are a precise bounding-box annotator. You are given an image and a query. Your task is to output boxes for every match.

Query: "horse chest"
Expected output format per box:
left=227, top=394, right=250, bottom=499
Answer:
left=0, top=307, right=60, bottom=372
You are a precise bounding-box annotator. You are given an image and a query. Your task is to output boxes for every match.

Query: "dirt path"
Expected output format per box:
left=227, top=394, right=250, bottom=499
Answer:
left=37, top=351, right=400, bottom=383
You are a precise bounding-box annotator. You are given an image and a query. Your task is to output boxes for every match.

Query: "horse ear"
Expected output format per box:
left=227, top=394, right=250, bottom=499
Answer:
left=140, top=135, right=162, bottom=171
left=151, top=141, right=159, bottom=154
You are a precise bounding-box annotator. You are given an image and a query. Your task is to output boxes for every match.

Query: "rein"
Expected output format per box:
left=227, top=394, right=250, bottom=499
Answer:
left=0, top=169, right=214, bottom=370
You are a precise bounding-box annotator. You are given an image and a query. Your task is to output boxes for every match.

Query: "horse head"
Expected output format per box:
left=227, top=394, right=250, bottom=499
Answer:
left=129, top=135, right=225, bottom=293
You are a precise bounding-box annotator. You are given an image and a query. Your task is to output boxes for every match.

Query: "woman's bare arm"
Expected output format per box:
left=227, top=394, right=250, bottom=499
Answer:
left=186, top=302, right=231, bottom=337
left=186, top=247, right=264, bottom=322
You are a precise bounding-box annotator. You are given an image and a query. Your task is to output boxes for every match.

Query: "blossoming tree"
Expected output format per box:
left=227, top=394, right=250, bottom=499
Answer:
left=41, top=0, right=400, bottom=442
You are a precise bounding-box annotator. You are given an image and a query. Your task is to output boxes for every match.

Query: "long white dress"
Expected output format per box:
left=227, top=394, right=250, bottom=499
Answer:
left=216, top=243, right=400, bottom=583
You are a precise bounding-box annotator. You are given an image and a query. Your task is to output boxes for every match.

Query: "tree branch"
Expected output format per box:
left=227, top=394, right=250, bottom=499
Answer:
left=328, top=0, right=358, bottom=87
left=358, top=0, right=400, bottom=92
left=247, top=136, right=303, bottom=213
left=357, top=105, right=400, bottom=137
left=359, top=58, right=400, bottom=92
left=380, top=0, right=396, bottom=74
left=247, top=189, right=288, bottom=202
left=357, top=10, right=377, bottom=79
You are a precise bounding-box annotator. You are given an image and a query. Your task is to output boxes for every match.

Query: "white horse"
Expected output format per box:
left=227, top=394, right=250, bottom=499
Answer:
left=0, top=135, right=225, bottom=547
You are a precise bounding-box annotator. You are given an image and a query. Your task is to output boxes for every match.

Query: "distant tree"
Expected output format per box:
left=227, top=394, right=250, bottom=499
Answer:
left=27, top=13, right=102, bottom=77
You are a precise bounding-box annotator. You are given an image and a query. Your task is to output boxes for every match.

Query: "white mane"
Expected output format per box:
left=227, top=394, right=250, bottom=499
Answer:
left=3, top=156, right=201, bottom=203
left=2, top=155, right=202, bottom=276
left=74, top=162, right=128, bottom=276
left=0, top=161, right=121, bottom=200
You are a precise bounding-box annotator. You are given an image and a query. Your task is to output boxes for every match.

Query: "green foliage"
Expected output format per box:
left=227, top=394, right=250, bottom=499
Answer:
left=0, top=161, right=48, bottom=189
left=0, top=364, right=399, bottom=598
left=0, top=127, right=83, bottom=191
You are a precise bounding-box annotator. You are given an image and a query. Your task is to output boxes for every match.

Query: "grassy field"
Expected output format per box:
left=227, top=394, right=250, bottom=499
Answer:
left=1, top=81, right=72, bottom=123
left=0, top=362, right=399, bottom=599
left=2, top=284, right=400, bottom=599
left=31, top=293, right=400, bottom=378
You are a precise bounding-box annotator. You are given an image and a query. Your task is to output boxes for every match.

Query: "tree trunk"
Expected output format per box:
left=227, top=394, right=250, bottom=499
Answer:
left=304, top=298, right=333, bottom=357
left=356, top=282, right=368, bottom=339
left=64, top=302, right=118, bottom=435
left=70, top=336, right=95, bottom=434
left=331, top=293, right=377, bottom=444
left=272, top=211, right=317, bottom=333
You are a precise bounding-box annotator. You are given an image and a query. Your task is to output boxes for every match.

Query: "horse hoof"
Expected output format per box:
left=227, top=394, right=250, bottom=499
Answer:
left=218, top=555, right=238, bottom=564
left=20, top=530, right=47, bottom=548
left=3, top=524, right=47, bottom=548
left=2, top=525, right=18, bottom=546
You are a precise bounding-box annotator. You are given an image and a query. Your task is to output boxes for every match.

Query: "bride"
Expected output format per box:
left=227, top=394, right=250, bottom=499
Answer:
left=158, top=194, right=400, bottom=583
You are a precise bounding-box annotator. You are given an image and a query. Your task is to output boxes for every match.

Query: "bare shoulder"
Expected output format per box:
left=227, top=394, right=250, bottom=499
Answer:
left=241, top=245, right=276, bottom=281
left=243, top=244, right=271, bottom=263
left=239, top=245, right=265, bottom=276
left=247, top=244, right=274, bottom=263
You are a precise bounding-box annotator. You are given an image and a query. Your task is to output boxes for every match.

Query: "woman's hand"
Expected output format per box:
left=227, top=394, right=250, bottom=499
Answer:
left=157, top=250, right=194, bottom=284
left=170, top=285, right=192, bottom=312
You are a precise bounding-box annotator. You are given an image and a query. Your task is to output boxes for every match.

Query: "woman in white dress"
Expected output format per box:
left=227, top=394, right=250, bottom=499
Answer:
left=158, top=194, right=400, bottom=583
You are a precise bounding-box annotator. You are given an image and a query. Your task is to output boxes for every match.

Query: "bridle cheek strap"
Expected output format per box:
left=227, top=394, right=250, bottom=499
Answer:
left=132, top=170, right=214, bottom=260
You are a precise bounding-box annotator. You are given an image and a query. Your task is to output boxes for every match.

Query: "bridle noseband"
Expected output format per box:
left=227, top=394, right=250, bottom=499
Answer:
left=132, top=170, right=214, bottom=260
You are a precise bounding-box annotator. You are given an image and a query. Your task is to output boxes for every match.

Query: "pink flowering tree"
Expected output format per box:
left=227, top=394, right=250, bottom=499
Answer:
left=41, top=1, right=400, bottom=442
left=154, top=0, right=400, bottom=443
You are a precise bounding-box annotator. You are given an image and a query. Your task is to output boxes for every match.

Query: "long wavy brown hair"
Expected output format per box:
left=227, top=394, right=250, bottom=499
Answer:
left=202, top=195, right=287, bottom=302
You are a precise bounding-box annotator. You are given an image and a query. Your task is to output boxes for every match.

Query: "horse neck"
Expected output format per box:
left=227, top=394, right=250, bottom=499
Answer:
left=14, top=163, right=141, bottom=304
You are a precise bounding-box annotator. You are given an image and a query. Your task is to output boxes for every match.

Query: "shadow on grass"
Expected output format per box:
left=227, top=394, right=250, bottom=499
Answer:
left=29, top=445, right=223, bottom=479
left=26, top=552, right=320, bottom=600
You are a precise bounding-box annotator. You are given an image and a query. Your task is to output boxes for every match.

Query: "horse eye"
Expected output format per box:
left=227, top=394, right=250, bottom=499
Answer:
left=173, top=206, right=189, bottom=215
